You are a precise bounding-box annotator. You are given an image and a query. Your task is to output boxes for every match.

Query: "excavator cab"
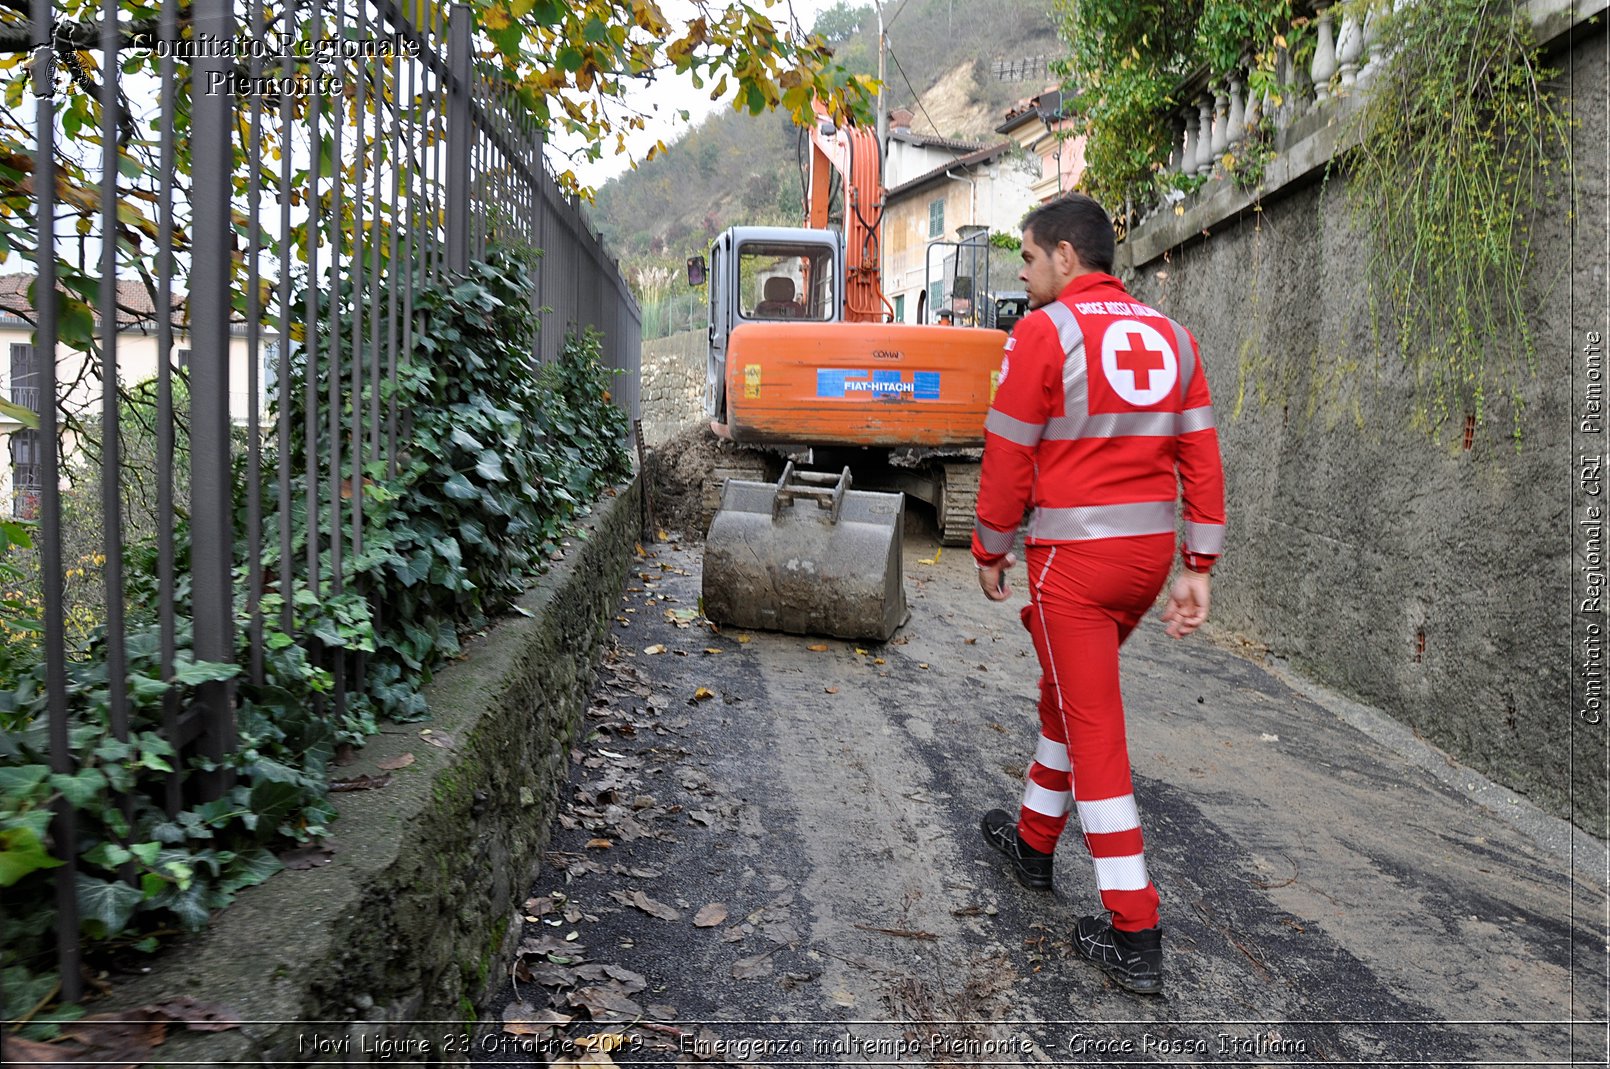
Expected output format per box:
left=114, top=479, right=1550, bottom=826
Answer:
left=702, top=226, right=843, bottom=426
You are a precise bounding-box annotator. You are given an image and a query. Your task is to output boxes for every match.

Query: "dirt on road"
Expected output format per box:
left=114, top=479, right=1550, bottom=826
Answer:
left=474, top=524, right=1608, bottom=1067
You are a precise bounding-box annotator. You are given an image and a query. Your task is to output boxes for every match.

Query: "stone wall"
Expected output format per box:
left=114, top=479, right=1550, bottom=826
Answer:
left=639, top=329, right=707, bottom=444
left=1117, top=24, right=1607, bottom=831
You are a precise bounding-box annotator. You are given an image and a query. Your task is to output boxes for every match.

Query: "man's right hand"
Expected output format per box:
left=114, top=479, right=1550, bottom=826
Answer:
left=977, top=552, right=1016, bottom=602
left=1161, top=570, right=1211, bottom=638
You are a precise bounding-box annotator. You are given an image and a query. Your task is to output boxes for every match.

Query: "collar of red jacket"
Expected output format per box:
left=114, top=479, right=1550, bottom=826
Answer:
left=1057, top=271, right=1126, bottom=301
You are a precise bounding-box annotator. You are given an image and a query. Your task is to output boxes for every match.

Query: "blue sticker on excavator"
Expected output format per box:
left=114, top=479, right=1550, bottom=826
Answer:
left=816, top=369, right=941, bottom=400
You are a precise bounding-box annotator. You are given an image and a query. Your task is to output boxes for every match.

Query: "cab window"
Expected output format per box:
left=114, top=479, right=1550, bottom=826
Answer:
left=738, top=243, right=834, bottom=321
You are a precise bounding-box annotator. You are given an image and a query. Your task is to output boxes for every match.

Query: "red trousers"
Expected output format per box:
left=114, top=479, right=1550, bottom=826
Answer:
left=1016, top=534, right=1174, bottom=933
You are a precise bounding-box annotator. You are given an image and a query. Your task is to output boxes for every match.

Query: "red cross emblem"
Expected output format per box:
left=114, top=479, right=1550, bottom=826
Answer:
left=1113, top=333, right=1169, bottom=391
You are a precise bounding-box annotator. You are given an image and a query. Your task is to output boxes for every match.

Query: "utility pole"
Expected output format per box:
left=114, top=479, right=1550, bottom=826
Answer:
left=875, top=2, right=887, bottom=151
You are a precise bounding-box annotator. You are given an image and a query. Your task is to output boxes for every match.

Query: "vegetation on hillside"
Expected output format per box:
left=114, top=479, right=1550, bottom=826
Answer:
left=595, top=0, right=1063, bottom=335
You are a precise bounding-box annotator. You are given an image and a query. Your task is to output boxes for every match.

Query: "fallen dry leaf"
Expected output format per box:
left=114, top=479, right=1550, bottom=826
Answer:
left=503, top=1001, right=572, bottom=1035
left=703, top=647, right=723, bottom=654
left=0, top=1038, right=92, bottom=1064
left=824, top=686, right=838, bottom=694
left=568, top=984, right=645, bottom=1019
left=377, top=753, right=416, bottom=771
left=150, top=996, right=242, bottom=1032
left=806, top=643, right=828, bottom=652
left=736, top=634, right=752, bottom=644
left=731, top=951, right=775, bottom=979
left=419, top=729, right=456, bottom=750
left=694, top=903, right=728, bottom=927
left=919, top=663, right=930, bottom=670
left=584, top=838, right=614, bottom=850
left=329, top=773, right=391, bottom=792
left=691, top=687, right=715, bottom=702
left=609, top=889, right=681, bottom=921
left=643, top=643, right=667, bottom=655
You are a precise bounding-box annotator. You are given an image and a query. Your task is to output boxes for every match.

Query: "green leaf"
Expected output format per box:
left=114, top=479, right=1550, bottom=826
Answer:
left=48, top=768, right=108, bottom=809
left=0, top=824, right=63, bottom=886
left=76, top=873, right=144, bottom=936
left=0, top=398, right=39, bottom=430
left=442, top=472, right=480, bottom=500
left=130, top=842, right=161, bottom=866
left=174, top=659, right=243, bottom=686
left=219, top=847, right=282, bottom=894
left=475, top=450, right=507, bottom=482
left=83, top=842, right=133, bottom=869
left=0, top=764, right=50, bottom=795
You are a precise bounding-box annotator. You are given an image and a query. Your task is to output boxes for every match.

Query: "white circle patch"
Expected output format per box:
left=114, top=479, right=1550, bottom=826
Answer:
left=1100, top=319, right=1178, bottom=407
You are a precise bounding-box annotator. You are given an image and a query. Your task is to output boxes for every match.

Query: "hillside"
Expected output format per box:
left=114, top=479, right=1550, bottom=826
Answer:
left=591, top=0, right=1064, bottom=335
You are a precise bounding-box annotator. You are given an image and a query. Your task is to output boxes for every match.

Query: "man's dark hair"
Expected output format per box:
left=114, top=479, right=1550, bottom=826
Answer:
left=1021, top=193, right=1116, bottom=274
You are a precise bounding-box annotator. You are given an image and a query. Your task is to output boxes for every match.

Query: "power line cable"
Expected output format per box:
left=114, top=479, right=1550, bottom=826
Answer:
left=886, top=43, right=944, bottom=139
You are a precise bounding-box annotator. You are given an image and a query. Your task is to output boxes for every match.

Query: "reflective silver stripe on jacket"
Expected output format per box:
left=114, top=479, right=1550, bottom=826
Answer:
left=1027, top=500, right=1176, bottom=542
left=1183, top=520, right=1225, bottom=555
left=1178, top=405, right=1216, bottom=434
left=1051, top=411, right=1179, bottom=439
left=984, top=408, right=1044, bottom=447
left=1042, top=302, right=1088, bottom=437
left=1167, top=317, right=1194, bottom=399
left=974, top=520, right=1016, bottom=556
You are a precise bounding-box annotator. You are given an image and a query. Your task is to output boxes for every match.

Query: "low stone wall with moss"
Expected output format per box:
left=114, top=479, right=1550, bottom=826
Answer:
left=106, top=477, right=640, bottom=1064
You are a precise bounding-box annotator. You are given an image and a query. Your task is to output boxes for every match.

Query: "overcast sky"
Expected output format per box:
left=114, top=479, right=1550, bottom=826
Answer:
left=549, top=0, right=854, bottom=190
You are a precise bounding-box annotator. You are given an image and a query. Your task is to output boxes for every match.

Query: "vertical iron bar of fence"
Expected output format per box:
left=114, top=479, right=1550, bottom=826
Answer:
left=98, top=0, right=129, bottom=782
left=386, top=47, right=401, bottom=474
left=428, top=6, right=442, bottom=280
left=374, top=44, right=391, bottom=464
left=190, top=0, right=239, bottom=799
left=445, top=3, right=469, bottom=274
left=156, top=0, right=180, bottom=816
left=305, top=0, right=323, bottom=593
left=328, top=0, right=347, bottom=724
left=34, top=0, right=79, bottom=1002
left=277, top=4, right=294, bottom=635
left=399, top=40, right=415, bottom=480
left=351, top=0, right=367, bottom=566
left=246, top=0, right=266, bottom=687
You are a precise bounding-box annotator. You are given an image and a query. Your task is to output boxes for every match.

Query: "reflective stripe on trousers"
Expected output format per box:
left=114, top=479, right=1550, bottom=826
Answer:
left=1015, top=533, right=1174, bottom=933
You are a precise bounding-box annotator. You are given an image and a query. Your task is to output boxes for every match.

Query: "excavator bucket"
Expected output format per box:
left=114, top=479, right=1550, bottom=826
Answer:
left=703, top=464, right=907, bottom=642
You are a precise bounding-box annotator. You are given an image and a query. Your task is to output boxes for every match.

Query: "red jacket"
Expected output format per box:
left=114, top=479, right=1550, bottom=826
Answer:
left=970, top=272, right=1226, bottom=572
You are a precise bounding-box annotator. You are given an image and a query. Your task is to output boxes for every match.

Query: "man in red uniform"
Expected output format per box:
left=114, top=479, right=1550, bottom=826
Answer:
left=972, top=194, right=1225, bottom=996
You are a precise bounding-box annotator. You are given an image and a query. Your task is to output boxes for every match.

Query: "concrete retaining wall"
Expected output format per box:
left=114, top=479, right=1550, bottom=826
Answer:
left=1117, top=26, right=1606, bottom=831
left=113, top=479, right=641, bottom=1065
left=639, top=330, right=706, bottom=444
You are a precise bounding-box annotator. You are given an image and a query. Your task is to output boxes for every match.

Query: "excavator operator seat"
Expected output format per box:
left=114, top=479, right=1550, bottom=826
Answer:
left=753, top=276, right=806, bottom=319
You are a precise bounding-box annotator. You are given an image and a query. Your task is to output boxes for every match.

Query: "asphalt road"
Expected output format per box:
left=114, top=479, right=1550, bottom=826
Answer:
left=476, top=523, right=1609, bottom=1068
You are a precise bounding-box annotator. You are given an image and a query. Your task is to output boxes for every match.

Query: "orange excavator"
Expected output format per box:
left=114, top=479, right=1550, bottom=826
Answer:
left=692, top=105, right=1007, bottom=641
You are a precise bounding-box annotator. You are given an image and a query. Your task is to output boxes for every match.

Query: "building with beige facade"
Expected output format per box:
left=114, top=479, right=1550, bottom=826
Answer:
left=0, top=273, right=276, bottom=515
left=880, top=110, right=1041, bottom=325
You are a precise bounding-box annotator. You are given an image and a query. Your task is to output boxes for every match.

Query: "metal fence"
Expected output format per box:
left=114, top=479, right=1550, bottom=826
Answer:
left=21, top=0, right=640, bottom=997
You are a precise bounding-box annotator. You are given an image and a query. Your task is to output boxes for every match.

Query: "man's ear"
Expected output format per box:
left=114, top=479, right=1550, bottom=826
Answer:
left=1057, top=240, right=1082, bottom=276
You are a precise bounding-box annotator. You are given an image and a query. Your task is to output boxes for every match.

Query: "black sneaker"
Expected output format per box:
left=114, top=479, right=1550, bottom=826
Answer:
left=1074, top=914, right=1164, bottom=995
left=979, top=809, right=1053, bottom=890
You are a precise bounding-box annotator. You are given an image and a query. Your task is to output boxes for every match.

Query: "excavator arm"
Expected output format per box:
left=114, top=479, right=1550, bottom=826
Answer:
left=805, top=104, right=888, bottom=323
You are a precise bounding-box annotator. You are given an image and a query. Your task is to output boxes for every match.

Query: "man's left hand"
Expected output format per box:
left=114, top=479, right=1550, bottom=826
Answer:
left=1161, top=570, right=1211, bottom=638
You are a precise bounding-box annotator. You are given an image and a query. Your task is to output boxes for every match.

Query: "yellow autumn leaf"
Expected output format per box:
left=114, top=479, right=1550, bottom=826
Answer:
left=483, top=2, right=511, bottom=29
left=807, top=643, right=828, bottom=652
left=692, top=687, right=715, bottom=701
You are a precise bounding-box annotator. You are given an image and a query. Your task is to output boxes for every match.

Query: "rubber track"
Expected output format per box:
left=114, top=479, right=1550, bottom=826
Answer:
left=937, top=461, right=980, bottom=547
